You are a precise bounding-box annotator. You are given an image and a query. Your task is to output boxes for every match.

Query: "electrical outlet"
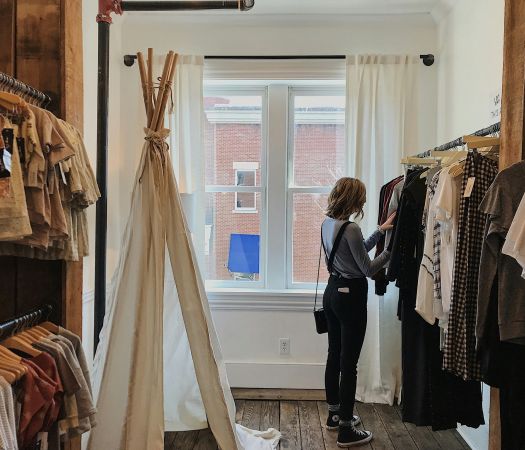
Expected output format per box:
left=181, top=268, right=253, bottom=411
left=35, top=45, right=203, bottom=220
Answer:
left=279, top=338, right=290, bottom=355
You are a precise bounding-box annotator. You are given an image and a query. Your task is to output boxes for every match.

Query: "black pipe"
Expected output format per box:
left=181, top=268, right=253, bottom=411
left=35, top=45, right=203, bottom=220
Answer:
left=94, top=21, right=111, bottom=353
left=121, top=1, right=254, bottom=12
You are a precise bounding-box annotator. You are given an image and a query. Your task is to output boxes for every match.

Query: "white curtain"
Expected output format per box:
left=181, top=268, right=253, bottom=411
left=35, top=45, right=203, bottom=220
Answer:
left=346, top=54, right=419, bottom=405
left=171, top=55, right=206, bottom=262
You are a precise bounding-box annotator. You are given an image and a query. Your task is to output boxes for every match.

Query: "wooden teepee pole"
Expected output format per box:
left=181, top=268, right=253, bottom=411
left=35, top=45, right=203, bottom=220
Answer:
left=136, top=52, right=149, bottom=119
left=147, top=48, right=155, bottom=125
left=150, top=51, right=175, bottom=132
left=155, top=53, right=178, bottom=132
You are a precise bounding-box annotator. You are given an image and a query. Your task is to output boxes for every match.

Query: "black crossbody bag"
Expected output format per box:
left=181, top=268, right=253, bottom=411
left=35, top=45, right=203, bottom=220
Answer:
left=314, top=221, right=351, bottom=334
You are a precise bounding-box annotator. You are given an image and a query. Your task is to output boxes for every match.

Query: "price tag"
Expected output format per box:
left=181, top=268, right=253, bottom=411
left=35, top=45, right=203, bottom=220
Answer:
left=464, top=177, right=475, bottom=198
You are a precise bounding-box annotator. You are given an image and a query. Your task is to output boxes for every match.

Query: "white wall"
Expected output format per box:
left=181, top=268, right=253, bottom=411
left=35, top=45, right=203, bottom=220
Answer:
left=107, top=13, right=439, bottom=390
left=435, top=1, right=505, bottom=448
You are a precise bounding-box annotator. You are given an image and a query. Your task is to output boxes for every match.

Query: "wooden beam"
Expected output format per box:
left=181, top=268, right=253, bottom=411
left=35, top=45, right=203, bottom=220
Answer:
left=500, top=0, right=525, bottom=170
left=0, top=0, right=16, bottom=74
left=490, top=2, right=525, bottom=450
left=16, top=0, right=63, bottom=117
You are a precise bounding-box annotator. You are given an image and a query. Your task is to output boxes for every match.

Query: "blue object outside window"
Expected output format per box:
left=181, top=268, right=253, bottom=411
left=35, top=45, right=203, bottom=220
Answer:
left=227, top=234, right=260, bottom=275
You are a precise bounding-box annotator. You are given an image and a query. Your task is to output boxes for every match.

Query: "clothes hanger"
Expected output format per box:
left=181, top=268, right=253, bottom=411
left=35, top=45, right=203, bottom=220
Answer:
left=1, top=319, right=41, bottom=357
left=464, top=135, right=500, bottom=149
left=0, top=368, right=16, bottom=384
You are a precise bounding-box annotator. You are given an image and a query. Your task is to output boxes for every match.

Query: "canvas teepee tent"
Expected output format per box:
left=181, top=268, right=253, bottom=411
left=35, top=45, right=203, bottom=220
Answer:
left=87, top=51, right=279, bottom=450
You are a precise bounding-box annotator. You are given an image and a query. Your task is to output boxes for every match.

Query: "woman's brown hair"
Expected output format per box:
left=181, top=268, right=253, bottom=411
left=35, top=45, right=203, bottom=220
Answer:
left=325, top=177, right=366, bottom=221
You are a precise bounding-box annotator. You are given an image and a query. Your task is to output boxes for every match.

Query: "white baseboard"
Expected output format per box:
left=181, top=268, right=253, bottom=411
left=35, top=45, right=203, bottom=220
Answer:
left=225, top=361, right=325, bottom=389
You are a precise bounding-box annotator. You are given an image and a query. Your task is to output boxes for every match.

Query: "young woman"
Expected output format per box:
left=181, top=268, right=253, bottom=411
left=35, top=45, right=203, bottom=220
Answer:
left=321, top=177, right=395, bottom=447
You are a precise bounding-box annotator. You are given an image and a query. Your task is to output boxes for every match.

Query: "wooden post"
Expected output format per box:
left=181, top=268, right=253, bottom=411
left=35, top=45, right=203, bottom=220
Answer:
left=489, top=1, right=525, bottom=450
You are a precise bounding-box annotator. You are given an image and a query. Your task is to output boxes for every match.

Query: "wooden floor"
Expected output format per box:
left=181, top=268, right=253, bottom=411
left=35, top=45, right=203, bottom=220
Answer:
left=164, top=400, right=471, bottom=450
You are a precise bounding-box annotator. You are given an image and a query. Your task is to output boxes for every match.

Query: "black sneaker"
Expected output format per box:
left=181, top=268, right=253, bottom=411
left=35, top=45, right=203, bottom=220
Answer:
left=326, top=412, right=361, bottom=430
left=337, top=424, right=373, bottom=447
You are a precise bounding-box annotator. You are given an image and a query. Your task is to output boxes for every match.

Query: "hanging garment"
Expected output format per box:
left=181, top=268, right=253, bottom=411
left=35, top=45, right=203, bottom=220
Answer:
left=415, top=170, right=443, bottom=325
left=388, top=169, right=484, bottom=429
left=0, top=376, right=18, bottom=450
left=477, top=160, right=525, bottom=345
left=0, top=119, right=32, bottom=241
left=373, top=175, right=404, bottom=295
left=502, top=192, right=525, bottom=278
left=443, top=152, right=498, bottom=381
left=433, top=168, right=462, bottom=332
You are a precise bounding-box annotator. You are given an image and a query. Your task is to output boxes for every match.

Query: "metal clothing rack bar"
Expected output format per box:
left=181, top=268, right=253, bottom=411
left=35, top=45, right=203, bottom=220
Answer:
left=414, top=122, right=501, bottom=158
left=94, top=0, right=255, bottom=353
left=0, top=304, right=53, bottom=341
left=0, top=71, right=51, bottom=107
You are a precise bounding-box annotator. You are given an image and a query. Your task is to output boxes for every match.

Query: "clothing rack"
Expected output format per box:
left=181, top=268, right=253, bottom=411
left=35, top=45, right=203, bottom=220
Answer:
left=0, top=304, right=53, bottom=341
left=414, top=122, right=501, bottom=158
left=0, top=71, right=51, bottom=107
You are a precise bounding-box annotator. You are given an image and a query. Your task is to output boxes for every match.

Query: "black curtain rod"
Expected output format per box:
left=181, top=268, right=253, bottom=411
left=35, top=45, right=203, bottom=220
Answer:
left=0, top=305, right=53, bottom=341
left=415, top=122, right=501, bottom=158
left=124, top=54, right=435, bottom=66
left=121, top=1, right=254, bottom=12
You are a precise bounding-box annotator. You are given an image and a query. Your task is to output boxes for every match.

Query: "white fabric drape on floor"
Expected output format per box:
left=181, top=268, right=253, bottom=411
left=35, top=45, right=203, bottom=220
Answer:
left=346, top=54, right=419, bottom=405
left=87, top=127, right=241, bottom=450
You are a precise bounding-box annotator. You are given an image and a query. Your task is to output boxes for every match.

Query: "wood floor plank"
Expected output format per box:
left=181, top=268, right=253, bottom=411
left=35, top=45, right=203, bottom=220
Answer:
left=453, top=430, right=471, bottom=450
left=164, top=432, right=176, bottom=449
left=242, top=400, right=264, bottom=430
left=391, top=406, right=440, bottom=450
left=280, top=401, right=301, bottom=450
left=298, top=401, right=325, bottom=450
left=431, top=429, right=469, bottom=450
left=172, top=430, right=200, bottom=450
left=374, top=404, right=417, bottom=450
left=235, top=399, right=246, bottom=423
left=233, top=388, right=326, bottom=401
left=317, top=401, right=341, bottom=450
left=355, top=403, right=394, bottom=450
left=193, top=429, right=217, bottom=450
left=261, top=400, right=280, bottom=430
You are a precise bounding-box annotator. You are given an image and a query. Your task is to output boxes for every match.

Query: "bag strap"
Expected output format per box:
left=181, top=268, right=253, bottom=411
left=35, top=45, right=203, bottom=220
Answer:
left=314, top=221, right=351, bottom=312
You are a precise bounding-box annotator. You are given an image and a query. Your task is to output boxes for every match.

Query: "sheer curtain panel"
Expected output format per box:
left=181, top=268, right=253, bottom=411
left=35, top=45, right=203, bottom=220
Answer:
left=346, top=54, right=419, bottom=405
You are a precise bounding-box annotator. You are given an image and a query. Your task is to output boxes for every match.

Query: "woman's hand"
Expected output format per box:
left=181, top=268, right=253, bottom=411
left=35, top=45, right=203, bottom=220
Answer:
left=379, top=212, right=396, bottom=232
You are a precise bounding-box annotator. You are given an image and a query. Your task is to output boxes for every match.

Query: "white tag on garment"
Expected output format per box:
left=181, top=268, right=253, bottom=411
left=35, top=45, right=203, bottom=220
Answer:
left=464, top=177, right=475, bottom=198
left=59, top=163, right=67, bottom=185
left=338, top=287, right=350, bottom=293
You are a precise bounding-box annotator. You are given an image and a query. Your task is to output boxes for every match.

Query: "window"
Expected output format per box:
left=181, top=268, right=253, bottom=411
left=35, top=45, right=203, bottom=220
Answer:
left=288, top=89, right=346, bottom=287
left=234, top=163, right=259, bottom=212
left=204, top=82, right=346, bottom=290
left=204, top=90, right=266, bottom=286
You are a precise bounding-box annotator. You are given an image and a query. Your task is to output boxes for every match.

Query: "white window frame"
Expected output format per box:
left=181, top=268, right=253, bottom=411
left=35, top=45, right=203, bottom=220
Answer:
left=286, top=86, right=347, bottom=289
left=203, top=80, right=346, bottom=293
left=204, top=86, right=268, bottom=289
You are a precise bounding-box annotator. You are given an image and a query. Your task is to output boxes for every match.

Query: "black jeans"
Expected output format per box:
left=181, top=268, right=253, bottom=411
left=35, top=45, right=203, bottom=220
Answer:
left=324, top=275, right=368, bottom=421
